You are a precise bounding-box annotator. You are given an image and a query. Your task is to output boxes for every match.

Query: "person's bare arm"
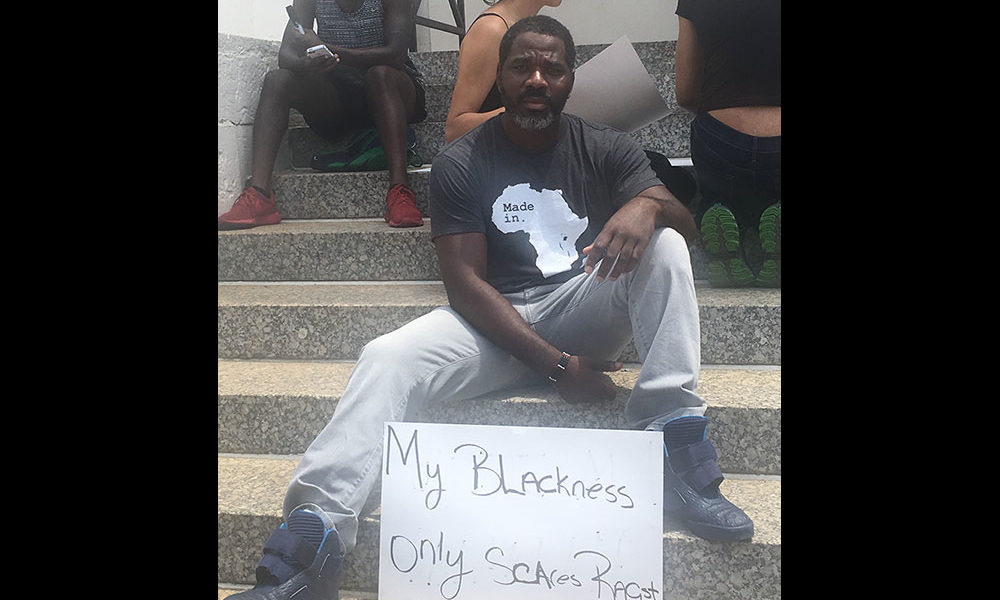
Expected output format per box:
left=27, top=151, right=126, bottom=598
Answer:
left=435, top=232, right=620, bottom=403
left=674, top=16, right=702, bottom=112
left=279, top=0, right=339, bottom=73
left=444, top=16, right=508, bottom=142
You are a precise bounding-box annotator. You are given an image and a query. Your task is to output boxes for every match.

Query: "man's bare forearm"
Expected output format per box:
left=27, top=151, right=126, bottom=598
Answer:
left=435, top=233, right=563, bottom=376
left=445, top=271, right=564, bottom=376
left=637, top=186, right=697, bottom=243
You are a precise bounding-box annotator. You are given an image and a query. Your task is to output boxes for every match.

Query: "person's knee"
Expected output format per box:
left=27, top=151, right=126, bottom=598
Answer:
left=260, top=67, right=299, bottom=100
left=357, top=330, right=409, bottom=368
left=363, top=65, right=405, bottom=95
left=645, top=227, right=691, bottom=269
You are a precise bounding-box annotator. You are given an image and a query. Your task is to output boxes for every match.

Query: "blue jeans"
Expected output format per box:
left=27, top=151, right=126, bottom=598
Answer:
left=691, top=112, right=781, bottom=232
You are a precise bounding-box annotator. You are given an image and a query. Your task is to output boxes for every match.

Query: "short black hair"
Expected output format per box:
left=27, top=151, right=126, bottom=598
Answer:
left=498, top=15, right=576, bottom=71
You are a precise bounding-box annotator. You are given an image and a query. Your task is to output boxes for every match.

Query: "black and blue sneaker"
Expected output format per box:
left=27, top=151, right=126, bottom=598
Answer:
left=229, top=504, right=344, bottom=600
left=311, top=127, right=422, bottom=172
left=662, top=416, right=754, bottom=542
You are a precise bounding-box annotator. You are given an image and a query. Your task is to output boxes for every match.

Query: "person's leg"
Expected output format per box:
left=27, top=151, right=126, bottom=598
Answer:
left=751, top=136, right=781, bottom=287
left=283, top=306, right=540, bottom=553
left=363, top=65, right=419, bottom=187
left=220, top=67, right=348, bottom=230
left=251, top=68, right=348, bottom=193
left=525, top=228, right=705, bottom=428
left=232, top=307, right=539, bottom=599
left=690, top=113, right=757, bottom=286
left=363, top=65, right=425, bottom=227
left=522, top=228, right=753, bottom=540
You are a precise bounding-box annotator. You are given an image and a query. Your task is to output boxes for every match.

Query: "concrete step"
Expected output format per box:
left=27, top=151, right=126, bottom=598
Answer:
left=272, top=168, right=433, bottom=220
left=286, top=113, right=694, bottom=169
left=269, top=164, right=695, bottom=221
left=218, top=455, right=780, bottom=599
left=218, top=218, right=710, bottom=282
left=218, top=360, right=780, bottom=474
left=218, top=219, right=440, bottom=281
left=219, top=588, right=377, bottom=600
left=217, top=282, right=781, bottom=364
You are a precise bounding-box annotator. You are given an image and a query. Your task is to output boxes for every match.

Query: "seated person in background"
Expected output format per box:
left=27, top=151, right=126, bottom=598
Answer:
left=675, top=0, right=781, bottom=287
left=219, top=0, right=428, bottom=231
left=444, top=0, right=562, bottom=143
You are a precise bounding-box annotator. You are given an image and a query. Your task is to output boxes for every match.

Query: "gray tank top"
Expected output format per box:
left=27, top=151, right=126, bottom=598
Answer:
left=314, top=0, right=424, bottom=88
left=316, top=0, right=385, bottom=49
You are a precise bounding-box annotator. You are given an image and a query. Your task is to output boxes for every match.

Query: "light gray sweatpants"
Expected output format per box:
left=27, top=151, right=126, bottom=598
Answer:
left=283, top=227, right=706, bottom=551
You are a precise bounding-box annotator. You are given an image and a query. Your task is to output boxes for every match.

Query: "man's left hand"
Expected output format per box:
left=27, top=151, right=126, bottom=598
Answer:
left=582, top=196, right=659, bottom=282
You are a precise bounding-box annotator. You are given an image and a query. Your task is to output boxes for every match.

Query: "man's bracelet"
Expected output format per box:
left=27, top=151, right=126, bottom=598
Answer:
left=548, top=352, right=572, bottom=383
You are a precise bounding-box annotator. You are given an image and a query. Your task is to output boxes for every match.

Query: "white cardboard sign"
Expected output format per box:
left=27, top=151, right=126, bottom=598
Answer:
left=378, top=422, right=664, bottom=600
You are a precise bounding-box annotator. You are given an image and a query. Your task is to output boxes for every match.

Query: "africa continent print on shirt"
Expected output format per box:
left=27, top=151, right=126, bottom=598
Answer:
left=491, top=183, right=589, bottom=278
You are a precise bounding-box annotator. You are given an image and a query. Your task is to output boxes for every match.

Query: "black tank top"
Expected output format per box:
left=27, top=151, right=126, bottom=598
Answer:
left=468, top=12, right=508, bottom=112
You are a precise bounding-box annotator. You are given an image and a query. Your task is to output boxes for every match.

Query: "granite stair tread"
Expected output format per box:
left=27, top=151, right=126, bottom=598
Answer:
left=217, top=282, right=781, bottom=364
left=219, top=588, right=376, bottom=600
left=217, top=219, right=440, bottom=281
left=285, top=115, right=695, bottom=170
left=218, top=359, right=780, bottom=474
left=218, top=218, right=709, bottom=281
left=218, top=455, right=780, bottom=595
left=217, top=280, right=779, bottom=307
left=270, top=168, right=432, bottom=220
left=217, top=455, right=781, bottom=544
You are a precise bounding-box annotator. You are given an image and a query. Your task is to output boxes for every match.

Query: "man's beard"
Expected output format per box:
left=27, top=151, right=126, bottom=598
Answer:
left=501, top=86, right=568, bottom=130
left=511, top=111, right=556, bottom=130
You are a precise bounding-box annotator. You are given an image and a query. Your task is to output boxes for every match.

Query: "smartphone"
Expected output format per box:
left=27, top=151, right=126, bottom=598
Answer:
left=307, top=44, right=335, bottom=58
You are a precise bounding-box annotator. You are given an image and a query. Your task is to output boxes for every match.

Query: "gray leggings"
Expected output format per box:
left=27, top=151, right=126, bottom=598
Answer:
left=284, top=228, right=706, bottom=551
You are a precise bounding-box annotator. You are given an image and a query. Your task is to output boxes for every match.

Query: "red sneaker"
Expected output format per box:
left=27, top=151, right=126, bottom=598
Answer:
left=384, top=184, right=424, bottom=227
left=218, top=186, right=282, bottom=230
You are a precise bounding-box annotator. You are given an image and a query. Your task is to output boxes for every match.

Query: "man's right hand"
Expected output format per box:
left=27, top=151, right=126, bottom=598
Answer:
left=554, top=355, right=622, bottom=404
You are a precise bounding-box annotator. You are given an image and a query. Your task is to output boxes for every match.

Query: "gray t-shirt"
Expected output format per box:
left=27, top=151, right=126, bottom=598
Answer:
left=430, top=113, right=662, bottom=293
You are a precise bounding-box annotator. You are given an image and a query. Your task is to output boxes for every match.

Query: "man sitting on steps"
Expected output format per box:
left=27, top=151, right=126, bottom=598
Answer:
left=226, top=15, right=753, bottom=600
left=219, top=0, right=428, bottom=231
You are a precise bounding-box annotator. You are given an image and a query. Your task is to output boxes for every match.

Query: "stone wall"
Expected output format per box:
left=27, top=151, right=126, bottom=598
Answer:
left=218, top=33, right=289, bottom=216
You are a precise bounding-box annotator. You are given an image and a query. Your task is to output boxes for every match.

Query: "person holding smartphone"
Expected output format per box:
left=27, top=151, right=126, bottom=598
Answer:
left=219, top=0, right=428, bottom=230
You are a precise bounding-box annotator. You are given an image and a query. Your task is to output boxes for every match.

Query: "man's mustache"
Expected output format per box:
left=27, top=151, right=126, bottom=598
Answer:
left=519, top=89, right=552, bottom=103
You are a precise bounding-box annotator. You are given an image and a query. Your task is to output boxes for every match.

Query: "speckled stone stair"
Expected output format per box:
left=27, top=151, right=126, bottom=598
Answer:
left=219, top=588, right=378, bottom=600
left=218, top=217, right=712, bottom=281
left=217, top=282, right=781, bottom=365
left=218, top=456, right=780, bottom=600
left=218, top=360, right=780, bottom=474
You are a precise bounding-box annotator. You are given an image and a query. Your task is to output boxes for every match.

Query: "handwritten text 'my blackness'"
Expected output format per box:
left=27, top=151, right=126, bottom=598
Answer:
left=384, top=426, right=636, bottom=511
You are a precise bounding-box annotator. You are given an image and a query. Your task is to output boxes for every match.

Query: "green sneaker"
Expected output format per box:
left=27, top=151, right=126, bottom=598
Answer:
left=757, top=202, right=781, bottom=287
left=700, top=203, right=755, bottom=287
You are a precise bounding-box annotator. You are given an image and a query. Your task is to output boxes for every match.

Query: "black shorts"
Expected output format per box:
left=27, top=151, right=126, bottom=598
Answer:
left=304, top=60, right=427, bottom=140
